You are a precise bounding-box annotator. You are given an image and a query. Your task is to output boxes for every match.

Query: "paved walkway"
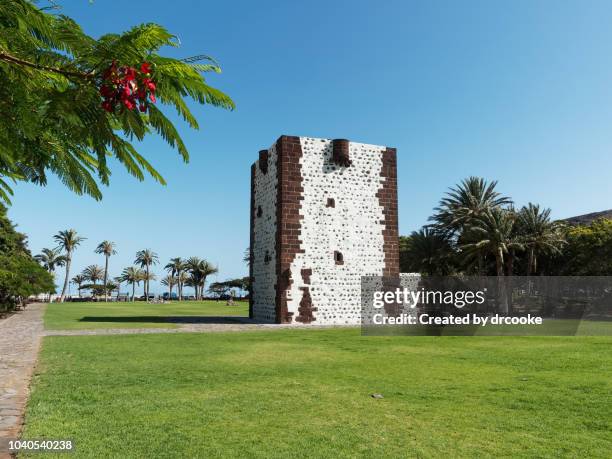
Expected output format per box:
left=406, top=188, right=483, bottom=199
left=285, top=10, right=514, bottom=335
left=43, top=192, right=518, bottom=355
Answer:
left=0, top=303, right=45, bottom=458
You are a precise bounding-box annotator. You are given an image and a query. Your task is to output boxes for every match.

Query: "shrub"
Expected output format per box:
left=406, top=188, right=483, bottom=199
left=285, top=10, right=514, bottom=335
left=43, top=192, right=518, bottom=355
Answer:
left=0, top=205, right=54, bottom=313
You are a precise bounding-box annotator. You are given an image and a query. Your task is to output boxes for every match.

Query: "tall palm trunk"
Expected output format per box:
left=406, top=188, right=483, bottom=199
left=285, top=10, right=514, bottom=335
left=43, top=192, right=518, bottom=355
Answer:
left=496, top=248, right=509, bottom=314
left=527, top=248, right=535, bottom=275
left=505, top=249, right=515, bottom=276
left=145, top=263, right=150, bottom=299
left=103, top=254, right=109, bottom=302
left=131, top=282, right=135, bottom=302
left=495, top=248, right=504, bottom=276
left=178, top=272, right=183, bottom=301
left=59, top=254, right=71, bottom=302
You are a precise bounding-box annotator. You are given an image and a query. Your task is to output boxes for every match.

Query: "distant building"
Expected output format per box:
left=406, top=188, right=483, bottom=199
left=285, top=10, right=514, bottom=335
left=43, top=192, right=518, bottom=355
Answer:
left=249, top=136, right=399, bottom=325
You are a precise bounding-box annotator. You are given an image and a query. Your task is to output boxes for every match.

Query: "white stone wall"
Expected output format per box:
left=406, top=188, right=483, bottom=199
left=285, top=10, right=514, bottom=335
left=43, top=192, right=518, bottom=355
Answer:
left=251, top=143, right=278, bottom=323
left=361, top=274, right=421, bottom=325
left=286, top=137, right=389, bottom=325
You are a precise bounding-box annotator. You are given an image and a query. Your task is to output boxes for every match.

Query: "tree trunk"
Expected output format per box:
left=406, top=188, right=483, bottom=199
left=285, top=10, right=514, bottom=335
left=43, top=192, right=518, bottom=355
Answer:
left=496, top=249, right=504, bottom=276
left=132, top=282, right=135, bottom=302
left=59, top=254, right=71, bottom=302
left=178, top=275, right=183, bottom=301
left=145, top=263, right=150, bottom=299
left=505, top=249, right=515, bottom=276
left=527, top=248, right=535, bottom=275
left=104, top=255, right=109, bottom=302
left=496, top=248, right=509, bottom=314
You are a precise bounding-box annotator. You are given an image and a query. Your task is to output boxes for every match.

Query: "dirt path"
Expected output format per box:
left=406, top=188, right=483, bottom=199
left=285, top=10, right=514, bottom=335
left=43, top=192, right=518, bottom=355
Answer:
left=43, top=321, right=337, bottom=336
left=0, top=304, right=45, bottom=458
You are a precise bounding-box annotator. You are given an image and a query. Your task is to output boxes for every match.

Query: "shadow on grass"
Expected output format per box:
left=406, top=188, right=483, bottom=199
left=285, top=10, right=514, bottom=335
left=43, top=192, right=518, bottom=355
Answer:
left=78, top=316, right=252, bottom=325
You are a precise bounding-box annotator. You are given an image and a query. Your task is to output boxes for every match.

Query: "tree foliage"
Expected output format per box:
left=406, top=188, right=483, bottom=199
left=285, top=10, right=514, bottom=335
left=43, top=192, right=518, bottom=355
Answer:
left=185, top=256, right=217, bottom=300
left=542, top=219, right=612, bottom=275
left=0, top=0, right=234, bottom=203
left=0, top=204, right=54, bottom=312
left=53, top=228, right=84, bottom=301
left=209, top=277, right=249, bottom=297
left=403, top=177, right=568, bottom=276
left=399, top=229, right=456, bottom=275
left=34, top=247, right=66, bottom=272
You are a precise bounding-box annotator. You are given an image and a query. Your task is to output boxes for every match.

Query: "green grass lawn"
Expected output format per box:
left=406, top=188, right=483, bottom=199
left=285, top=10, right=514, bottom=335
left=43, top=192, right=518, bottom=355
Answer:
left=44, top=300, right=249, bottom=330
left=22, top=329, right=611, bottom=458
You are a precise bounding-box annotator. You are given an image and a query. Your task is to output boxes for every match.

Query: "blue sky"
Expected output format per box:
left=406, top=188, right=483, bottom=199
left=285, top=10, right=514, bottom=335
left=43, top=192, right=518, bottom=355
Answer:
left=9, top=0, right=612, bottom=294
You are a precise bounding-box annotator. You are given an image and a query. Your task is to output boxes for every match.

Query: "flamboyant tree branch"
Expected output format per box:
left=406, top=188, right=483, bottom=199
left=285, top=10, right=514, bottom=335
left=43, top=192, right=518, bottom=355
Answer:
left=0, top=51, right=94, bottom=80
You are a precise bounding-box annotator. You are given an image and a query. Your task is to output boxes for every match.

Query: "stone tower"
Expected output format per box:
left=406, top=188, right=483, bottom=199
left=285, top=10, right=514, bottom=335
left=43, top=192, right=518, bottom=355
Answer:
left=249, top=136, right=399, bottom=324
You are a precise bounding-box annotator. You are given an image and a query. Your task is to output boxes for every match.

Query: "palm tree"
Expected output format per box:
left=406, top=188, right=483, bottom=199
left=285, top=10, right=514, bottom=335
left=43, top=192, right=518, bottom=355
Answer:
left=135, top=249, right=159, bottom=299
left=184, top=275, right=196, bottom=298
left=400, top=228, right=456, bottom=275
left=82, top=264, right=105, bottom=297
left=113, top=276, right=123, bottom=300
left=81, top=265, right=104, bottom=285
left=141, top=271, right=157, bottom=301
left=517, top=203, right=566, bottom=275
left=34, top=248, right=66, bottom=302
left=199, top=262, right=218, bottom=299
left=83, top=265, right=105, bottom=285
left=160, top=275, right=177, bottom=299
left=120, top=267, right=145, bottom=302
left=461, top=208, right=522, bottom=276
left=106, top=281, right=119, bottom=298
left=35, top=248, right=66, bottom=273
left=95, top=241, right=117, bottom=302
left=185, top=257, right=218, bottom=300
left=54, top=229, right=86, bottom=302
left=431, top=177, right=512, bottom=274
left=165, top=257, right=185, bottom=301
left=461, top=208, right=523, bottom=314
left=177, top=271, right=189, bottom=300
left=431, top=177, right=512, bottom=236
left=71, top=274, right=86, bottom=298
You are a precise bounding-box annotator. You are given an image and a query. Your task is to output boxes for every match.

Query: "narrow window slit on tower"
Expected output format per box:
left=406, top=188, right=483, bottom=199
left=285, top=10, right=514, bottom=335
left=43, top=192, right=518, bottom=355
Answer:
left=257, top=206, right=262, bottom=217
left=334, top=251, right=344, bottom=265
left=326, top=198, right=335, bottom=208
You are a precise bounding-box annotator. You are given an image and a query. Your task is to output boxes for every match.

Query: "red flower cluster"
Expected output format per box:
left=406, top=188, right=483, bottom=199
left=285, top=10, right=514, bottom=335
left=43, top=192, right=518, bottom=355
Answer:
left=99, top=62, right=156, bottom=113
